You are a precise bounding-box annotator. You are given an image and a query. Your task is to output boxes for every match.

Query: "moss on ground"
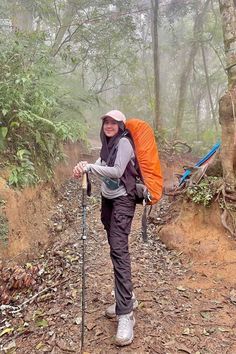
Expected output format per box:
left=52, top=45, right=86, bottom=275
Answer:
left=0, top=213, right=8, bottom=245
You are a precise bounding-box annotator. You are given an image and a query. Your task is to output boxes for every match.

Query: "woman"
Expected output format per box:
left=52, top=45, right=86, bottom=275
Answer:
left=73, top=110, right=139, bottom=346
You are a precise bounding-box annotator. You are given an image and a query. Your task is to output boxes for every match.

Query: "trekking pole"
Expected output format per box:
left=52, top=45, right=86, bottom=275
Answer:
left=81, top=172, right=87, bottom=352
left=141, top=204, right=148, bottom=242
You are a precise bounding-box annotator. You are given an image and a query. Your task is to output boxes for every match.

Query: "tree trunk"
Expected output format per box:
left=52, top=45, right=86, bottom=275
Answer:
left=174, top=0, right=211, bottom=140
left=201, top=41, right=219, bottom=133
left=218, top=0, right=236, bottom=190
left=190, top=81, right=201, bottom=141
left=219, top=92, right=236, bottom=189
left=139, top=16, right=153, bottom=109
left=51, top=0, right=76, bottom=57
left=151, top=0, right=162, bottom=131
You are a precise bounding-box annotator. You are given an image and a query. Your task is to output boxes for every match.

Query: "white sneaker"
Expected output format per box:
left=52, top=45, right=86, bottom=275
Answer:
left=105, top=293, right=138, bottom=319
left=115, top=311, right=135, bottom=346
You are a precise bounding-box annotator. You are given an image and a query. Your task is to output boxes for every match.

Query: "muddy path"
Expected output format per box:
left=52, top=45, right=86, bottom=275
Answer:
left=1, top=175, right=236, bottom=354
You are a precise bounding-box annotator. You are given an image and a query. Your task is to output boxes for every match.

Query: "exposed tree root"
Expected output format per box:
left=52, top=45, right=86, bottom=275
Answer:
left=164, top=162, right=236, bottom=238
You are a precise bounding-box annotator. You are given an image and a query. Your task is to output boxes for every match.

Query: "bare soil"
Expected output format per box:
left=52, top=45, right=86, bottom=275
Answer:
left=0, top=150, right=236, bottom=354
left=0, top=142, right=86, bottom=261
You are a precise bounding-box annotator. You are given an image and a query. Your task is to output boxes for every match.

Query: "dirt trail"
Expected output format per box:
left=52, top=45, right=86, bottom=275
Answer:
left=1, top=173, right=236, bottom=354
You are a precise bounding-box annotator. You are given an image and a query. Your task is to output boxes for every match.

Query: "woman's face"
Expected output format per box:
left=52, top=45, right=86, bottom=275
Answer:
left=103, top=117, right=119, bottom=137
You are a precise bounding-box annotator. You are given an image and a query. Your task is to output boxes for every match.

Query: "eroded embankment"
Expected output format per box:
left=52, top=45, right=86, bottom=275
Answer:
left=0, top=142, right=90, bottom=262
left=156, top=197, right=236, bottom=288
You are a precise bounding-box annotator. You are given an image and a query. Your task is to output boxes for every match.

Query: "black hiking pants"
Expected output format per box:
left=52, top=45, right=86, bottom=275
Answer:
left=101, top=195, right=136, bottom=316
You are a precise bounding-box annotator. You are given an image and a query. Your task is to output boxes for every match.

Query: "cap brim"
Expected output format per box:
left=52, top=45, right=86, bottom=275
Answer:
left=100, top=114, right=119, bottom=121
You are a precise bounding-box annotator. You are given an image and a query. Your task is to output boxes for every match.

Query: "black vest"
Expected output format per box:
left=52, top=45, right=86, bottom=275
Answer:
left=105, top=131, right=140, bottom=196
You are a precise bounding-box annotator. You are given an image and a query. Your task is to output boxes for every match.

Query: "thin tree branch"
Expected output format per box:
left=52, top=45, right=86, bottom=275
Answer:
left=58, top=62, right=80, bottom=75
left=209, top=42, right=227, bottom=73
left=53, top=0, right=61, bottom=26
left=95, top=83, right=130, bottom=94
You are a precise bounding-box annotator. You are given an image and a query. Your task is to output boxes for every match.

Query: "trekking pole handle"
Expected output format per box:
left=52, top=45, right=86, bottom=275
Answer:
left=82, top=172, right=87, bottom=190
left=82, top=172, right=87, bottom=208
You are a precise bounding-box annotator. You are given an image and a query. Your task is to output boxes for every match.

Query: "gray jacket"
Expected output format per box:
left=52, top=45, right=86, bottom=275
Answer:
left=87, top=137, right=134, bottom=199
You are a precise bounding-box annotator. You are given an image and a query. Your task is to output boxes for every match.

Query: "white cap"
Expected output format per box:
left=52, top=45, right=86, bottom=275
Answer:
left=100, top=110, right=126, bottom=123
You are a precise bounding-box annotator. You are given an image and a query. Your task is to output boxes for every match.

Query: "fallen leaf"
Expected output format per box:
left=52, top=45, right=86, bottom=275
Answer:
left=177, top=343, right=191, bottom=353
left=66, top=255, right=79, bottom=262
left=56, top=339, right=76, bottom=352
left=95, top=329, right=103, bottom=336
left=200, top=311, right=211, bottom=320
left=138, top=302, right=145, bottom=308
left=25, top=263, right=33, bottom=269
left=35, top=319, right=48, bottom=328
left=0, top=327, right=14, bottom=337
left=36, top=342, right=44, bottom=350
left=16, top=326, right=27, bottom=334
left=229, top=289, right=236, bottom=304
left=86, top=322, right=96, bottom=331
left=33, top=309, right=44, bottom=320
left=50, top=347, right=57, bottom=354
left=182, top=327, right=190, bottom=335
left=60, top=314, right=68, bottom=320
left=74, top=317, right=82, bottom=325
left=71, top=289, right=77, bottom=299
left=177, top=286, right=186, bottom=292
left=164, top=340, right=176, bottom=347
left=208, top=327, right=215, bottom=334
left=202, top=328, right=211, bottom=336
left=2, top=340, right=16, bottom=352
left=47, top=308, right=60, bottom=316
left=218, top=327, right=231, bottom=332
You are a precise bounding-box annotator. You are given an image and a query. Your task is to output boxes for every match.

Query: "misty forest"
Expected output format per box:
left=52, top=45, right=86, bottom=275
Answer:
left=0, top=0, right=236, bottom=353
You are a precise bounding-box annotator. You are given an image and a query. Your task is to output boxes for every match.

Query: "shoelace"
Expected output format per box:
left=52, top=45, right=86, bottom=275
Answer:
left=117, top=315, right=132, bottom=336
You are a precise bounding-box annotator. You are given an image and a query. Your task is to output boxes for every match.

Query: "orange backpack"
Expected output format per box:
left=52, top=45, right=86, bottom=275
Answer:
left=126, top=118, right=163, bottom=205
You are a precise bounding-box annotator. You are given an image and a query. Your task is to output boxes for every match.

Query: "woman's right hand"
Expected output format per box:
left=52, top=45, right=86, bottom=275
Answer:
left=73, top=161, right=88, bottom=179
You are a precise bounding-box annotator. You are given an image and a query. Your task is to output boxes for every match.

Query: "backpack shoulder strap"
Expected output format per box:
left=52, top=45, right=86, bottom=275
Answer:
left=106, top=131, right=132, bottom=165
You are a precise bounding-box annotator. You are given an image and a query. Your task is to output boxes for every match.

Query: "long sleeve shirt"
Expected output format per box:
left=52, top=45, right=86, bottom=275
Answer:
left=87, top=137, right=135, bottom=199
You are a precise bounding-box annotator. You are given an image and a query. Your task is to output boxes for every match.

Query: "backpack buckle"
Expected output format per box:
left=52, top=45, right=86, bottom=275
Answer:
left=145, top=191, right=152, bottom=204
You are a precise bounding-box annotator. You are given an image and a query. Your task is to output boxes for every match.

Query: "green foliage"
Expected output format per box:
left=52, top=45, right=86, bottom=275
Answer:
left=0, top=31, right=86, bottom=188
left=8, top=149, right=39, bottom=188
left=0, top=126, right=8, bottom=150
left=187, top=177, right=219, bottom=206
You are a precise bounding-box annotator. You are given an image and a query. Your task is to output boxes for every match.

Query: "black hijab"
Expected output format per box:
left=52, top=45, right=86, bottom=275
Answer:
left=99, top=119, right=139, bottom=195
left=100, top=120, right=125, bottom=166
